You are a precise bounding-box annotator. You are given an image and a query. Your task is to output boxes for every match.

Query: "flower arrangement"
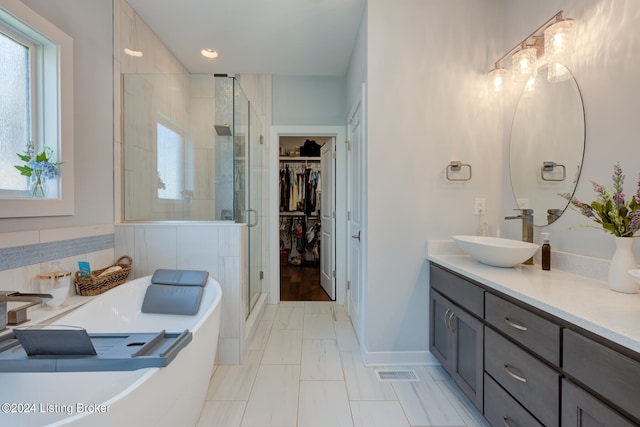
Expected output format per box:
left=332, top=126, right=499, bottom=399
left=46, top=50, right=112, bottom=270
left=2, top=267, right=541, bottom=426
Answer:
left=15, top=144, right=63, bottom=197
left=15, top=144, right=62, bottom=179
left=559, top=163, right=640, bottom=237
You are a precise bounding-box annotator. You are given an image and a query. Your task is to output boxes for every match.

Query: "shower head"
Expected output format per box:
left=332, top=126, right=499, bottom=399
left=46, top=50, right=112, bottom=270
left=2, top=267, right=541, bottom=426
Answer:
left=214, top=124, right=232, bottom=136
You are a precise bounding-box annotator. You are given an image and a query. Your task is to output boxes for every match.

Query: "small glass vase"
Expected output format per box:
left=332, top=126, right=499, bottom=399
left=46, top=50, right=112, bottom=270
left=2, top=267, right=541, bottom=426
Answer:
left=608, top=236, right=638, bottom=293
left=29, top=172, right=48, bottom=198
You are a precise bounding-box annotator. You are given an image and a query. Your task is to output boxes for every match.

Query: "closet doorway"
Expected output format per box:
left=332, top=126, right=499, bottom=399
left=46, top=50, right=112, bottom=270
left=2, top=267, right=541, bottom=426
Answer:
left=279, top=135, right=335, bottom=301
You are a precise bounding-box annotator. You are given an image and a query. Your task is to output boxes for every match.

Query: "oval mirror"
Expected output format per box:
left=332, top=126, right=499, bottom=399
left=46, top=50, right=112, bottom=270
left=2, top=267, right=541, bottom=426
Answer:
left=509, top=63, right=585, bottom=226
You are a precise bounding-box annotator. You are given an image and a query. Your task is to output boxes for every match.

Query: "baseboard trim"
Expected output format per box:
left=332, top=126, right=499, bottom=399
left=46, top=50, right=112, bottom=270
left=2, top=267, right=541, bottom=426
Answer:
left=361, top=349, right=440, bottom=367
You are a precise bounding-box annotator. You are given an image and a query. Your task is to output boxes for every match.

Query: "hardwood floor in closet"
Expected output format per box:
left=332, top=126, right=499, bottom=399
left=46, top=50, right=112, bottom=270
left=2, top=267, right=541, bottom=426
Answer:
left=280, top=264, right=331, bottom=301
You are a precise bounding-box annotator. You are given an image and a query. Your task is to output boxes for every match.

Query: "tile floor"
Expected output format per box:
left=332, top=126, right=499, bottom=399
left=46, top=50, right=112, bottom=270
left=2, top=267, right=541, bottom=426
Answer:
left=196, top=301, right=490, bottom=427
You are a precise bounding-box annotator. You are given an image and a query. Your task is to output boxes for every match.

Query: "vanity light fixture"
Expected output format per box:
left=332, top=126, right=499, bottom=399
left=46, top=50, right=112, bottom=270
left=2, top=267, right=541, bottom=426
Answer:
left=201, top=49, right=219, bottom=59
left=511, top=45, right=538, bottom=80
left=488, top=11, right=574, bottom=92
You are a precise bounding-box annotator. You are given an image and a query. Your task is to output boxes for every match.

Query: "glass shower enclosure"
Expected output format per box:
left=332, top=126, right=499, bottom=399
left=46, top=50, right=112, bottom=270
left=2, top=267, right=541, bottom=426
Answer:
left=122, top=74, right=264, bottom=316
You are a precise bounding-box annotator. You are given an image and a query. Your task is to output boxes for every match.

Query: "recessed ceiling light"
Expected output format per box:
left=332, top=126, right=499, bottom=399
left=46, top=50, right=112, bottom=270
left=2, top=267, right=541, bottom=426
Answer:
left=201, top=49, right=219, bottom=59
left=124, top=48, right=143, bottom=57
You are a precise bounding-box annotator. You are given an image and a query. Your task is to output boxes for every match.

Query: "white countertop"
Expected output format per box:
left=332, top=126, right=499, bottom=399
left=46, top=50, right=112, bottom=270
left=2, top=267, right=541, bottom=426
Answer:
left=426, top=242, right=640, bottom=355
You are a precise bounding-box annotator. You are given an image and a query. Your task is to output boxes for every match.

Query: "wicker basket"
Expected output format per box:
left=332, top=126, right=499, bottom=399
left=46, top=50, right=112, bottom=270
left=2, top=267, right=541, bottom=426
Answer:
left=74, top=255, right=133, bottom=296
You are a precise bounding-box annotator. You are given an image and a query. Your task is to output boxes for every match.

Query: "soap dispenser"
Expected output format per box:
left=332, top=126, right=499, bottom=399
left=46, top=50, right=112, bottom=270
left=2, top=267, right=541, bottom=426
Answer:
left=541, top=233, right=551, bottom=271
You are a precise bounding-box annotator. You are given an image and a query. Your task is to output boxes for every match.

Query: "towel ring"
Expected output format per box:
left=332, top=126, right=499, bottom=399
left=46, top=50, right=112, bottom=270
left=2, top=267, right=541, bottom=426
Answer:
left=541, top=161, right=566, bottom=182
left=446, top=161, right=472, bottom=182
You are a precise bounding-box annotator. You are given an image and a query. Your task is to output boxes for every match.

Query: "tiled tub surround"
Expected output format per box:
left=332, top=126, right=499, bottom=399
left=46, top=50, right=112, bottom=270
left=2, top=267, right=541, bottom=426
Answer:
left=0, top=225, right=116, bottom=296
left=426, top=240, right=640, bottom=355
left=115, top=222, right=248, bottom=364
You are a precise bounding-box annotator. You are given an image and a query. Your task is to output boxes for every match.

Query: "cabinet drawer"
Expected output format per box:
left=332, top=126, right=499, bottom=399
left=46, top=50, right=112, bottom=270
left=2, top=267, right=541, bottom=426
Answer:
left=563, top=329, right=640, bottom=423
left=430, top=264, right=484, bottom=318
left=484, top=373, right=543, bottom=427
left=561, top=379, right=636, bottom=427
left=485, top=292, right=560, bottom=366
left=485, top=327, right=559, bottom=427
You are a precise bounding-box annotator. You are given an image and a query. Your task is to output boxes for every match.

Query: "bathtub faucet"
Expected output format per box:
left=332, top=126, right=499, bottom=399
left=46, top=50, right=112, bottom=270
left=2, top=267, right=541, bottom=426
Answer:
left=0, top=291, right=53, bottom=331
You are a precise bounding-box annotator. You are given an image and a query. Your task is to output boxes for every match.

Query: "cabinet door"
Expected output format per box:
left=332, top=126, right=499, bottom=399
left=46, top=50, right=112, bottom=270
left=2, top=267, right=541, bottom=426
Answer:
left=430, top=290, right=452, bottom=373
left=562, top=379, right=636, bottom=427
left=450, top=304, right=484, bottom=411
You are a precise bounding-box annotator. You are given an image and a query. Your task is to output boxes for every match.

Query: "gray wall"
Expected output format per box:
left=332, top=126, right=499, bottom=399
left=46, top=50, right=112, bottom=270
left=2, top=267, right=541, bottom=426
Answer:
left=272, top=75, right=347, bottom=126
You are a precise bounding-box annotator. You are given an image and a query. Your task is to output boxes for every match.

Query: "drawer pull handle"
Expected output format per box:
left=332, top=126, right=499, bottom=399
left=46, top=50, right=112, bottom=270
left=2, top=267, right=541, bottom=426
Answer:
left=504, top=317, right=528, bottom=332
left=504, top=364, right=527, bottom=383
left=503, top=416, right=513, bottom=427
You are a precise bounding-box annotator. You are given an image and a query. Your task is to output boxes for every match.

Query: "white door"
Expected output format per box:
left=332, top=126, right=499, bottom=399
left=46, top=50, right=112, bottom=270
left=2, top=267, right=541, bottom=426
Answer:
left=347, top=86, right=365, bottom=342
left=320, top=139, right=336, bottom=300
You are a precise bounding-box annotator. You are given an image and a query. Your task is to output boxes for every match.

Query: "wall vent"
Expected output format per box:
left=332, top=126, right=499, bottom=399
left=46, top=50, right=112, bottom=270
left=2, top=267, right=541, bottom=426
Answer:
left=375, top=369, right=419, bottom=382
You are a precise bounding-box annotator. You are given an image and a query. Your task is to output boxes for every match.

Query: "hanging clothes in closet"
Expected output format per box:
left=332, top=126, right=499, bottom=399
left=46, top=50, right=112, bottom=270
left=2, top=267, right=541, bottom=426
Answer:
left=279, top=162, right=321, bottom=216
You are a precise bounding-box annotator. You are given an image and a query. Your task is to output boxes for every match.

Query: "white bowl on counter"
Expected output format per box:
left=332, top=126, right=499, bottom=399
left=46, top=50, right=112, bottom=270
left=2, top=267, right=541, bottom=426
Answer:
left=452, top=235, right=539, bottom=268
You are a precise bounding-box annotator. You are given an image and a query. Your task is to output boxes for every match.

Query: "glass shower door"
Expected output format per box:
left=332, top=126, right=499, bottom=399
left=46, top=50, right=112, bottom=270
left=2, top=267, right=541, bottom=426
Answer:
left=246, top=103, right=263, bottom=316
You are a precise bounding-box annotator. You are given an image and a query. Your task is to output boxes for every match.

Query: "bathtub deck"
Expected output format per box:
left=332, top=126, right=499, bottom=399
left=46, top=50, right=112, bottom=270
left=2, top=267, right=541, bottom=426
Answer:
left=197, top=301, right=490, bottom=427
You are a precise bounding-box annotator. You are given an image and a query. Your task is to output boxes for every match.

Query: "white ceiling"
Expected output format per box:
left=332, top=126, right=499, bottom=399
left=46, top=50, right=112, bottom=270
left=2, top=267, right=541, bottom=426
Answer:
left=126, top=0, right=366, bottom=76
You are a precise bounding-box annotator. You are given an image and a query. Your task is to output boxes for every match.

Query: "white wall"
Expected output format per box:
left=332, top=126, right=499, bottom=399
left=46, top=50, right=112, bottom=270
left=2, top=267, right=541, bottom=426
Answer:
left=363, top=0, right=503, bottom=362
left=501, top=0, right=640, bottom=261
left=0, top=0, right=114, bottom=233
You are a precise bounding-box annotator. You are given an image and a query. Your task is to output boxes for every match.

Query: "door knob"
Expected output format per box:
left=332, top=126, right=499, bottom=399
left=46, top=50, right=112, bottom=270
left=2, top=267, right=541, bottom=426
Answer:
left=351, top=231, right=361, bottom=240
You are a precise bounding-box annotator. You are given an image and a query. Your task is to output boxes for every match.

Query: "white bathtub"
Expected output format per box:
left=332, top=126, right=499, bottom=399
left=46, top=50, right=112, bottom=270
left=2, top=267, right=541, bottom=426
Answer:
left=0, top=274, right=222, bottom=427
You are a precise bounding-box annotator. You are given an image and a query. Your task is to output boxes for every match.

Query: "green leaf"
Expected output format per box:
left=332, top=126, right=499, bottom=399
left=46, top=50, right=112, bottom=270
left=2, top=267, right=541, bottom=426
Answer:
left=14, top=165, right=32, bottom=177
left=35, top=151, right=48, bottom=162
left=16, top=153, right=31, bottom=162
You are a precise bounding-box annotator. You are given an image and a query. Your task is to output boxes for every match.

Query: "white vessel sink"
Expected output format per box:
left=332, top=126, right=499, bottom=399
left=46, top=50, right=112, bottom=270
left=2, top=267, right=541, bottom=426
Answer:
left=452, top=235, right=539, bottom=268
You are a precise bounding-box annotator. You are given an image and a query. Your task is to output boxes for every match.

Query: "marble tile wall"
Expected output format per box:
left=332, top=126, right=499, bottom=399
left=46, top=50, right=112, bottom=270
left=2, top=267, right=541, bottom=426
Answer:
left=115, top=222, right=247, bottom=364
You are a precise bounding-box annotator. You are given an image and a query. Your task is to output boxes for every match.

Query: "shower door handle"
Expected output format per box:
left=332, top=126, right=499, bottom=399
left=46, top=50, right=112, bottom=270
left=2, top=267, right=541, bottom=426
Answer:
left=245, top=209, right=258, bottom=227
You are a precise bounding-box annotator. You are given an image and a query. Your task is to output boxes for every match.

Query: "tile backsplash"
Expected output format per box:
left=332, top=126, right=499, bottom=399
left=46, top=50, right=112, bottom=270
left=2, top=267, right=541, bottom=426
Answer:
left=0, top=225, right=116, bottom=294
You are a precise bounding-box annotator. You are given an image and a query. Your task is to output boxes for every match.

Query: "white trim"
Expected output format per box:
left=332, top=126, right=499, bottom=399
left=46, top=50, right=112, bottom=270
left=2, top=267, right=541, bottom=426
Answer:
left=361, top=350, right=440, bottom=367
left=269, top=125, right=347, bottom=305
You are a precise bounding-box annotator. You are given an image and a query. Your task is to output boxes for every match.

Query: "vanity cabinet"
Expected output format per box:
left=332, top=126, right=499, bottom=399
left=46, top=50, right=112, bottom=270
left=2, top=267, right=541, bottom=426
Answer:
left=429, top=261, right=640, bottom=427
left=430, top=265, right=484, bottom=410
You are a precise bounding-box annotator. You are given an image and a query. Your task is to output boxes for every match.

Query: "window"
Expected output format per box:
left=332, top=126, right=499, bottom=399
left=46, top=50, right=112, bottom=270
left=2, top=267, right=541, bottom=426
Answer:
left=0, top=0, right=74, bottom=217
left=0, top=30, right=31, bottom=194
left=157, top=123, right=185, bottom=201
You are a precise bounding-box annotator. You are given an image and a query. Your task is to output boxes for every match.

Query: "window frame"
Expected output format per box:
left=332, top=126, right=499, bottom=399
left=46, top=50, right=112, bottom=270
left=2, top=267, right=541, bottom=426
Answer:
left=0, top=0, right=74, bottom=218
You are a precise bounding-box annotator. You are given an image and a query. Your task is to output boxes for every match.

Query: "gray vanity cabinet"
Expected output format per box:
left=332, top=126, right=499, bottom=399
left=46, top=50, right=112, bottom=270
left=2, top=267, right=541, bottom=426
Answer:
left=429, top=261, right=640, bottom=427
left=430, top=265, right=484, bottom=411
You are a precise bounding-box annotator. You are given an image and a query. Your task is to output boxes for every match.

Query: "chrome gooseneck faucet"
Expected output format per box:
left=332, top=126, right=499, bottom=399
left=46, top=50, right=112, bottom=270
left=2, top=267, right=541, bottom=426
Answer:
left=0, top=291, right=53, bottom=331
left=505, top=208, right=534, bottom=265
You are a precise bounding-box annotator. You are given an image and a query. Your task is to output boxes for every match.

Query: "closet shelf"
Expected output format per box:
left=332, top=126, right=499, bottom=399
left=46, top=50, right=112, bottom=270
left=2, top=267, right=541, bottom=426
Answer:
left=279, top=156, right=320, bottom=161
left=280, top=212, right=319, bottom=219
